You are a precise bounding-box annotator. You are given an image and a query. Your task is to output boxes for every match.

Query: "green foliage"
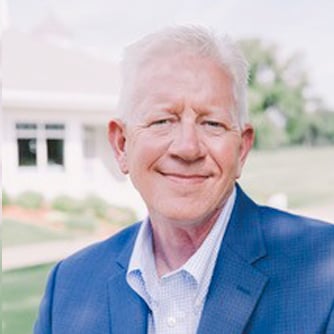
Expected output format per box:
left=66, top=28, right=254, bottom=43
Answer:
left=307, top=111, right=334, bottom=145
left=252, top=114, right=288, bottom=149
left=15, top=191, right=44, bottom=209
left=82, top=195, right=109, bottom=218
left=239, top=38, right=334, bottom=148
left=105, top=206, right=137, bottom=227
left=51, top=194, right=136, bottom=228
left=2, top=190, right=11, bottom=207
left=63, top=212, right=98, bottom=231
left=51, top=195, right=84, bottom=213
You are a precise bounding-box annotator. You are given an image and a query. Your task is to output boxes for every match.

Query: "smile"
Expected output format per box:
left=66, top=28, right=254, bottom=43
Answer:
left=159, top=172, right=210, bottom=184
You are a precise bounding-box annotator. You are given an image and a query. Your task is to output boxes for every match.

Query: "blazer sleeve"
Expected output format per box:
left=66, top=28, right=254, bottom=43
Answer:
left=33, top=262, right=61, bottom=334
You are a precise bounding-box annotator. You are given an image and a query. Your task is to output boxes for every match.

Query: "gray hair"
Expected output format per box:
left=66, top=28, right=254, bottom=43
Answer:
left=117, top=25, right=249, bottom=128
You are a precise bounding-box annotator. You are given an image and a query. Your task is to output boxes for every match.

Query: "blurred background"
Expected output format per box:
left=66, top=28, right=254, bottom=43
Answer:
left=1, top=0, right=334, bottom=333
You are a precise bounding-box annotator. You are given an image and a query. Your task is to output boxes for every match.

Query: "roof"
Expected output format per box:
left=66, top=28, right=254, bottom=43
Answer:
left=2, top=29, right=121, bottom=96
left=30, top=11, right=74, bottom=44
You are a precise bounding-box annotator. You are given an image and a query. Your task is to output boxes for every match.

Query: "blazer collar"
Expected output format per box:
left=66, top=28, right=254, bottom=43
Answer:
left=225, top=184, right=267, bottom=264
left=197, top=184, right=268, bottom=334
left=108, top=185, right=268, bottom=334
left=115, top=185, right=266, bottom=267
left=108, top=225, right=149, bottom=334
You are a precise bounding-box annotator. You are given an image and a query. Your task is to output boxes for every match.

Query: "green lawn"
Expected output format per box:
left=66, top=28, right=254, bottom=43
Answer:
left=2, top=219, right=71, bottom=248
left=2, top=264, right=54, bottom=334
left=240, top=146, right=334, bottom=208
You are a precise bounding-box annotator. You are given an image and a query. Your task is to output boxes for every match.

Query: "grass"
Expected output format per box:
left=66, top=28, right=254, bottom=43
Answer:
left=239, top=146, right=334, bottom=208
left=2, top=264, right=54, bottom=334
left=2, top=219, right=71, bottom=248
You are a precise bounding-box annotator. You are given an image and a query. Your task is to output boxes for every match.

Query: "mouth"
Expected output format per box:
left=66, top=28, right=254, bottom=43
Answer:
left=158, top=171, right=210, bottom=184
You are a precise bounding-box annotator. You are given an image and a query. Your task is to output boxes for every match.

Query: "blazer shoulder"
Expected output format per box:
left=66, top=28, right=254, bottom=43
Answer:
left=259, top=205, right=334, bottom=231
left=259, top=205, right=334, bottom=253
left=57, top=222, right=141, bottom=274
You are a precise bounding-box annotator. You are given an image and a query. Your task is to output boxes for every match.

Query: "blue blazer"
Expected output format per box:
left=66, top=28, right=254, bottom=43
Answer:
left=34, top=186, right=334, bottom=333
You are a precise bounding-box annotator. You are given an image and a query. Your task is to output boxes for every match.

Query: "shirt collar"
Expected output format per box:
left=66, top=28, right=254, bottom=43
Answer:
left=127, top=186, right=236, bottom=302
left=179, top=187, right=236, bottom=297
left=127, top=216, right=158, bottom=290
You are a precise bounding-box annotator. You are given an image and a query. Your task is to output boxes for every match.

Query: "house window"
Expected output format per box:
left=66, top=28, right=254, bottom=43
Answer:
left=18, top=138, right=37, bottom=166
left=47, top=139, right=64, bottom=166
left=16, top=123, right=37, bottom=166
left=45, top=124, right=65, bottom=167
left=16, top=122, right=65, bottom=169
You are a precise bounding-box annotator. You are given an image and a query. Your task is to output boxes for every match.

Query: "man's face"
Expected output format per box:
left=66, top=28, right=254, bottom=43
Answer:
left=109, top=52, right=254, bottom=225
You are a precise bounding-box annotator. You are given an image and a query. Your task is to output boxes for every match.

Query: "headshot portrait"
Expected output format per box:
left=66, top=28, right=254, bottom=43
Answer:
left=33, top=25, right=334, bottom=334
left=2, top=1, right=334, bottom=334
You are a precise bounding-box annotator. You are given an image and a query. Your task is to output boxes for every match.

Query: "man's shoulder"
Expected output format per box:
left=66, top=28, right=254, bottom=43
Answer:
left=235, top=185, right=333, bottom=248
left=56, top=222, right=141, bottom=275
left=259, top=204, right=334, bottom=233
left=259, top=205, right=334, bottom=253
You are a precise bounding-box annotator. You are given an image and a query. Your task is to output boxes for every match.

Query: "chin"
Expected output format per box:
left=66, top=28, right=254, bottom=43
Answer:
left=156, top=201, right=216, bottom=225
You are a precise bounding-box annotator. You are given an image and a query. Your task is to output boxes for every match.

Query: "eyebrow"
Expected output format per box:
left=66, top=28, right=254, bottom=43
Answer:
left=194, top=105, right=233, bottom=117
left=142, top=95, right=235, bottom=119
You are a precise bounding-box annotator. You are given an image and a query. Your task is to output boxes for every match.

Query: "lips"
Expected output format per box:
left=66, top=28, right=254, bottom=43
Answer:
left=158, top=171, right=210, bottom=184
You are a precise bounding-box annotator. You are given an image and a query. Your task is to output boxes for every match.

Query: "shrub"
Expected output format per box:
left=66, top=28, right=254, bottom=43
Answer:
left=105, top=206, right=137, bottom=227
left=63, top=213, right=97, bottom=231
left=2, top=190, right=11, bottom=207
left=51, top=195, right=84, bottom=213
left=82, top=195, right=109, bottom=218
left=15, top=191, right=44, bottom=209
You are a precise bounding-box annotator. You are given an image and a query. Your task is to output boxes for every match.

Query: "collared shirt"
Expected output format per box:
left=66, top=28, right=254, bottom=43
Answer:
left=126, top=187, right=236, bottom=334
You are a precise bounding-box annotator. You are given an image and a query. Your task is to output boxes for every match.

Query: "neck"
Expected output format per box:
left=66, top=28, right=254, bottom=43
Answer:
left=150, top=209, right=221, bottom=277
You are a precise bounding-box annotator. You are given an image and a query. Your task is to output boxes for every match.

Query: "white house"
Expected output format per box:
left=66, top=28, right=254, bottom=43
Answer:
left=2, top=28, right=147, bottom=219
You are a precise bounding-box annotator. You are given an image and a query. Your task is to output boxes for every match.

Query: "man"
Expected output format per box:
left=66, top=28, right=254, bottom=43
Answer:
left=34, top=26, right=334, bottom=334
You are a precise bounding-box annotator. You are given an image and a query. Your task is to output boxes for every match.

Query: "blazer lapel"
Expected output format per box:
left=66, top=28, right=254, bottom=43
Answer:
left=197, top=185, right=269, bottom=334
left=108, top=271, right=148, bottom=334
left=107, top=227, right=149, bottom=334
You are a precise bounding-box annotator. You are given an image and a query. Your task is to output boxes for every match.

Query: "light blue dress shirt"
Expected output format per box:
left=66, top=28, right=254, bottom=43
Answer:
left=126, top=187, right=236, bottom=334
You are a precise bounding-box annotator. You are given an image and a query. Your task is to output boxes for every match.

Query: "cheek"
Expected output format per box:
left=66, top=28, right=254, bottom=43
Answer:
left=210, top=139, right=242, bottom=175
left=126, top=136, right=165, bottom=173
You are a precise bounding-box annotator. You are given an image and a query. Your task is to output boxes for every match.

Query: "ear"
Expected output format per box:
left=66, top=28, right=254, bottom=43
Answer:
left=236, top=124, right=254, bottom=178
left=108, top=119, right=129, bottom=174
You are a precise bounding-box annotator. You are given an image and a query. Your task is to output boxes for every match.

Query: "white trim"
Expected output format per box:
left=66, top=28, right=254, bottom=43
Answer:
left=2, top=90, right=118, bottom=112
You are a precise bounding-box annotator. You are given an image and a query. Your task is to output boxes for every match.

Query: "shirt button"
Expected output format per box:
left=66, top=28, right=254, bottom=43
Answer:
left=167, top=316, right=177, bottom=327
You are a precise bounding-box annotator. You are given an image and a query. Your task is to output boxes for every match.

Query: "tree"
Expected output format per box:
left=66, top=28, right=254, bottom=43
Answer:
left=239, top=39, right=334, bottom=148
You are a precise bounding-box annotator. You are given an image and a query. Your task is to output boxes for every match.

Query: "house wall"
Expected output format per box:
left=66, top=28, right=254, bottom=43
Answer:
left=3, top=105, right=147, bottom=219
left=1, top=30, right=149, bottom=218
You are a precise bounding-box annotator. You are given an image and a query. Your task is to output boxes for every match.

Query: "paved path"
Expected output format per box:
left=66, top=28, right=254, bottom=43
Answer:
left=3, top=237, right=99, bottom=271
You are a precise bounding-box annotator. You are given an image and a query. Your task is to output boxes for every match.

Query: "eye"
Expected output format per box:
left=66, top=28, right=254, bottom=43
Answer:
left=201, top=120, right=228, bottom=134
left=152, top=119, right=169, bottom=125
left=202, top=120, right=228, bottom=129
left=203, top=120, right=223, bottom=128
left=149, top=118, right=174, bottom=127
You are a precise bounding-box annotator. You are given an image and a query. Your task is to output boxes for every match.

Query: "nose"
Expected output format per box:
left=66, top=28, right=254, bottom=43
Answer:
left=168, top=120, right=205, bottom=161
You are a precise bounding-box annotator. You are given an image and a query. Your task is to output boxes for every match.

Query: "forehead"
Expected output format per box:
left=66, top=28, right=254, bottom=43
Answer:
left=130, top=52, right=235, bottom=111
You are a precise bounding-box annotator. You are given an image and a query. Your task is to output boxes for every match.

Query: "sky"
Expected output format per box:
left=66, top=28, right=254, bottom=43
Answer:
left=5, top=0, right=334, bottom=109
